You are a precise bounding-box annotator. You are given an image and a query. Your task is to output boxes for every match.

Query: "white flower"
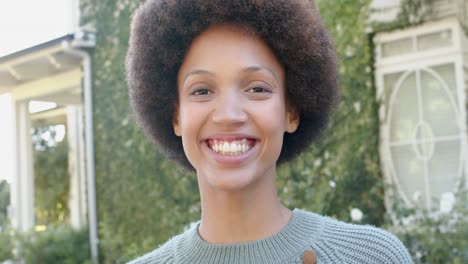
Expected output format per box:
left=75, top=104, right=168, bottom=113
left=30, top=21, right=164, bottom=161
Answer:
left=440, top=192, right=455, bottom=213
left=314, top=159, right=322, bottom=167
left=345, top=46, right=355, bottom=57
left=350, top=208, right=363, bottom=222
left=329, top=180, right=336, bottom=188
left=336, top=24, right=342, bottom=33
left=401, top=215, right=415, bottom=226
left=412, top=191, right=421, bottom=202
left=353, top=102, right=361, bottom=113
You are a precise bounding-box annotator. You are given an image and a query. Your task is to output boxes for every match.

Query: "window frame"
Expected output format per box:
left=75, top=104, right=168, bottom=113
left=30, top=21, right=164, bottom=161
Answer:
left=374, top=17, right=468, bottom=211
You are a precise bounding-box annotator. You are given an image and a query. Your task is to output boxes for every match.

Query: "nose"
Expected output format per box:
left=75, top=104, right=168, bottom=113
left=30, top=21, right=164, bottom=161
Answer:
left=211, top=90, right=248, bottom=127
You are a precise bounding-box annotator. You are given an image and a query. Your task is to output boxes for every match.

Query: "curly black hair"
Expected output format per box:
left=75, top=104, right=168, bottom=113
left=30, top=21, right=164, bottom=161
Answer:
left=126, top=0, right=339, bottom=169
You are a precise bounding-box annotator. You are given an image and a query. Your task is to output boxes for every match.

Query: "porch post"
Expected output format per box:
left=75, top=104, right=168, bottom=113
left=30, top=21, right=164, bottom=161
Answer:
left=11, top=101, right=35, bottom=231
left=67, top=105, right=87, bottom=229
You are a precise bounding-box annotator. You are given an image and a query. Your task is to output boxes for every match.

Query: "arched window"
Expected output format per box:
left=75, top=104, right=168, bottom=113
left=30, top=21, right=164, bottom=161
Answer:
left=374, top=18, right=468, bottom=211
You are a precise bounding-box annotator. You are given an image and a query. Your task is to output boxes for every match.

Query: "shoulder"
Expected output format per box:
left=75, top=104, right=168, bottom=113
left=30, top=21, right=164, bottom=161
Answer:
left=127, top=238, right=175, bottom=264
left=127, top=229, right=190, bottom=264
left=316, top=214, right=413, bottom=264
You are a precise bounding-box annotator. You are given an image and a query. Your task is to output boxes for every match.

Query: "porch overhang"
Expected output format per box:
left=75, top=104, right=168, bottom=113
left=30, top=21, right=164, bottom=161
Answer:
left=0, top=30, right=99, bottom=264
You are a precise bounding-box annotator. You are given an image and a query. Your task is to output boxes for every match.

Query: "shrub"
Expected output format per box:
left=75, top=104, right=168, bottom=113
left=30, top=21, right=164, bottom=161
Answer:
left=0, top=180, right=9, bottom=230
left=388, top=192, right=468, bottom=264
left=0, top=227, right=14, bottom=261
left=16, top=226, right=90, bottom=264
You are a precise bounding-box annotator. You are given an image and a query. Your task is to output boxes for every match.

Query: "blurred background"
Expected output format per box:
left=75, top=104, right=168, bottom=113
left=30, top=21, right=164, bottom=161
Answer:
left=0, top=0, right=467, bottom=263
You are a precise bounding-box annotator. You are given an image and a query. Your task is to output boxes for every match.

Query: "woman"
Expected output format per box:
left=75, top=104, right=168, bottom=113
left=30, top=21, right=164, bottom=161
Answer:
left=125, top=0, right=413, bottom=263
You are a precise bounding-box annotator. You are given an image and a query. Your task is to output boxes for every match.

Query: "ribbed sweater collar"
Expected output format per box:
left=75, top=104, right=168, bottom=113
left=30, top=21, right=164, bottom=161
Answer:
left=174, top=209, right=324, bottom=264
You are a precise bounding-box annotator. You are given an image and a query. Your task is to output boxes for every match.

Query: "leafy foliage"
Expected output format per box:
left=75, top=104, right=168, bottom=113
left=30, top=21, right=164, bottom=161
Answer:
left=1, top=225, right=90, bottom=263
left=278, top=0, right=385, bottom=225
left=0, top=181, right=11, bottom=260
left=0, top=226, right=14, bottom=261
left=15, top=226, right=90, bottom=264
left=32, top=124, right=69, bottom=226
left=1, top=124, right=80, bottom=262
left=370, top=0, right=437, bottom=32
left=389, top=193, right=468, bottom=264
left=0, top=180, right=10, bottom=229
left=80, top=1, right=200, bottom=262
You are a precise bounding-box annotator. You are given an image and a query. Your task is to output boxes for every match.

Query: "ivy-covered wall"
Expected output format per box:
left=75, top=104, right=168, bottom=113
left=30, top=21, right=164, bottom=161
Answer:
left=277, top=0, right=384, bottom=225
left=80, top=0, right=384, bottom=262
left=80, top=1, right=200, bottom=262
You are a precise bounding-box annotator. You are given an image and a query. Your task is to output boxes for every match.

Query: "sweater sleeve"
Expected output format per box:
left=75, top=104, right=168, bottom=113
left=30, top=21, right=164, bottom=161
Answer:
left=318, top=217, right=413, bottom=264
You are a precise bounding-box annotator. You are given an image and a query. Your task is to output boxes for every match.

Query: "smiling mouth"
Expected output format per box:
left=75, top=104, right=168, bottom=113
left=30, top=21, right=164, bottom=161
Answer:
left=206, top=139, right=256, bottom=156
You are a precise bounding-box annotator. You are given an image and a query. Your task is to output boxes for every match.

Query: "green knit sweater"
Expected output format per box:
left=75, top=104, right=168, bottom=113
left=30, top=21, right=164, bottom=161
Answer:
left=129, top=209, right=413, bottom=263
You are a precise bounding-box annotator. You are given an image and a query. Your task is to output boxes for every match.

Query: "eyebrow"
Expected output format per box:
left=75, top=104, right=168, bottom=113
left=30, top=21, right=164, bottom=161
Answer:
left=183, top=70, right=214, bottom=84
left=182, top=66, right=279, bottom=85
left=242, top=66, right=279, bottom=85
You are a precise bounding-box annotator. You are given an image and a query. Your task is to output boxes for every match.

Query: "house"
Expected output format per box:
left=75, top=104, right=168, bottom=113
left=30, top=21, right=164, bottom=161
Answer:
left=0, top=31, right=99, bottom=262
left=371, top=0, right=468, bottom=211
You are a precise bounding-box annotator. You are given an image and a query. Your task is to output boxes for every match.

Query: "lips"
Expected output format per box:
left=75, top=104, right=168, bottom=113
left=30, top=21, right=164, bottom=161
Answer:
left=206, top=138, right=257, bottom=156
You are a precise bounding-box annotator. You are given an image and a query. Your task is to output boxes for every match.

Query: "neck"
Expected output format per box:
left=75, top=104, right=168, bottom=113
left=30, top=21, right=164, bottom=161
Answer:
left=197, top=168, right=292, bottom=244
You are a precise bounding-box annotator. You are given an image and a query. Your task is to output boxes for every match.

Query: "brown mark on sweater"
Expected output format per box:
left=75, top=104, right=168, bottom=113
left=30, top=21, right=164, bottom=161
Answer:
left=302, top=250, right=317, bottom=264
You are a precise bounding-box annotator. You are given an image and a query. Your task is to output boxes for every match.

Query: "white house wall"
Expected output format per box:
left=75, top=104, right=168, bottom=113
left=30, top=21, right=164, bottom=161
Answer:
left=434, top=0, right=458, bottom=18
left=370, top=0, right=467, bottom=25
left=374, top=18, right=468, bottom=211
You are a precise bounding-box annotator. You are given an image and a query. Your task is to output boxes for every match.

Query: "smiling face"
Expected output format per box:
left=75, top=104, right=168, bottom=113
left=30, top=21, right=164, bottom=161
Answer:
left=174, top=25, right=299, bottom=191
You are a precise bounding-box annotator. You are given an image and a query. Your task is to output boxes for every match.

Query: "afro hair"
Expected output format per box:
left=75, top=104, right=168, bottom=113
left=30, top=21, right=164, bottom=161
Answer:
left=126, top=0, right=339, bottom=169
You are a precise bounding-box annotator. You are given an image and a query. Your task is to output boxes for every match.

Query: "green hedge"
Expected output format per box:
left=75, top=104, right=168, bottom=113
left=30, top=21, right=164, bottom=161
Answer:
left=389, top=195, right=468, bottom=264
left=0, top=180, right=9, bottom=230
left=5, top=226, right=90, bottom=264
left=81, top=0, right=202, bottom=262
left=0, top=227, right=14, bottom=261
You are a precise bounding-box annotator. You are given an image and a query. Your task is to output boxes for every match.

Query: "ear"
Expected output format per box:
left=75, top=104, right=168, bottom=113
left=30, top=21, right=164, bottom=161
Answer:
left=285, top=105, right=300, bottom=133
left=173, top=103, right=181, bottom=137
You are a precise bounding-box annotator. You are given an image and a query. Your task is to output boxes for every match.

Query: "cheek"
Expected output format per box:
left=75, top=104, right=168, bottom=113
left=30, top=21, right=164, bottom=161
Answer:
left=249, top=99, right=288, bottom=162
left=178, top=104, right=209, bottom=157
left=253, top=100, right=288, bottom=133
left=177, top=106, right=203, bottom=166
left=178, top=104, right=203, bottom=133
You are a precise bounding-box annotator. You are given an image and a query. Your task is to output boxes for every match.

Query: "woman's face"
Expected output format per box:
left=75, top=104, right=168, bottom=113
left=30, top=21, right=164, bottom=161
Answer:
left=175, top=25, right=299, bottom=191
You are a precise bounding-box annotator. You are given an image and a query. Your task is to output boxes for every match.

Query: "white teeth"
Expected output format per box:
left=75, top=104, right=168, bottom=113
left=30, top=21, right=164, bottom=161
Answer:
left=209, top=139, right=254, bottom=156
left=230, top=142, right=236, bottom=153
left=223, top=142, right=229, bottom=153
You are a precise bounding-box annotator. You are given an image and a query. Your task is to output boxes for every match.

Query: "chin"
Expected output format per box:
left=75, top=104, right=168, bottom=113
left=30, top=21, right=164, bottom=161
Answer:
left=198, top=165, right=264, bottom=192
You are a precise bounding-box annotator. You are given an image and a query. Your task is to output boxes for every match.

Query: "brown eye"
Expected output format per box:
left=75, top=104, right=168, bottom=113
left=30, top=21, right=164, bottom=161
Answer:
left=248, top=86, right=271, bottom=93
left=191, top=88, right=212, bottom=96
